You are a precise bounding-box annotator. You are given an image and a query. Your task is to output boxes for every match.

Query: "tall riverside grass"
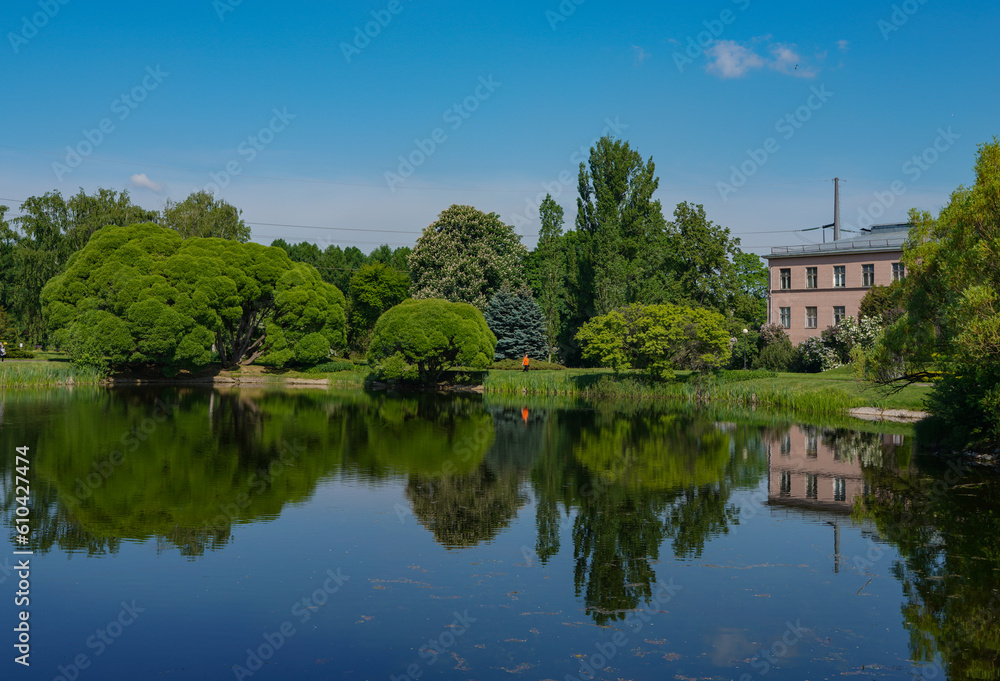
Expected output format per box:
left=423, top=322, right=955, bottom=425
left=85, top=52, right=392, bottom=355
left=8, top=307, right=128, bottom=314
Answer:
left=0, top=362, right=104, bottom=388
left=482, top=371, right=581, bottom=396
left=482, top=369, right=863, bottom=416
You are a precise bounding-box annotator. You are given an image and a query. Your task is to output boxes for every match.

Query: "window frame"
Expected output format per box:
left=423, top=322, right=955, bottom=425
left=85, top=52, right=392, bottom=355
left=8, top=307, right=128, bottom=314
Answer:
left=806, top=306, right=818, bottom=329
left=779, top=307, right=791, bottom=329
left=806, top=266, right=817, bottom=289
left=862, top=264, right=874, bottom=287
left=833, top=265, right=846, bottom=288
left=893, top=262, right=905, bottom=281
left=779, top=268, right=791, bottom=290
left=834, top=306, right=846, bottom=325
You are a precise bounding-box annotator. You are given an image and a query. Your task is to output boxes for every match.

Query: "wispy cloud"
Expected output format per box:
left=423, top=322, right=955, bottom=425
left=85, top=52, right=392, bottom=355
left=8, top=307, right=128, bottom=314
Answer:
left=705, top=38, right=817, bottom=79
left=632, top=45, right=651, bottom=67
left=130, top=173, right=163, bottom=192
left=836, top=39, right=850, bottom=52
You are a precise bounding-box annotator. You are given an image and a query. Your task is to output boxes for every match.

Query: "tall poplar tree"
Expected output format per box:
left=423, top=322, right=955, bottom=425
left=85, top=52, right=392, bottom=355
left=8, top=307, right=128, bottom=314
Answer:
left=575, top=136, right=669, bottom=316
left=527, top=195, right=567, bottom=361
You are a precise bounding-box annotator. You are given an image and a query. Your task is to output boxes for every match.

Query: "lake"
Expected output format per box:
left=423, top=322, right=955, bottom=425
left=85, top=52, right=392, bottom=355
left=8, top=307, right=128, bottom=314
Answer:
left=1, top=387, right=998, bottom=680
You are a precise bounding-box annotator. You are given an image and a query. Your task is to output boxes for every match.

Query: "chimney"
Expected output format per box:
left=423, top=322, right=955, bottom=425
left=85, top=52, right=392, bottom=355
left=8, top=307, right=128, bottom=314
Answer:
left=833, top=177, right=841, bottom=241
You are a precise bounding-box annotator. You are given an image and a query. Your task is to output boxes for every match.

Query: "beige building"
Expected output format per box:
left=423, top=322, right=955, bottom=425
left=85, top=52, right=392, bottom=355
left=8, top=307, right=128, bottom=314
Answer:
left=765, top=223, right=909, bottom=345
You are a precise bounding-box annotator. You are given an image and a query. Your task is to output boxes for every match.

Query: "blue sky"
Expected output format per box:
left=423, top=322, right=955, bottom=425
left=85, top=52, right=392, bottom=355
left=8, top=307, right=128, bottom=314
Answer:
left=1, top=0, right=996, bottom=255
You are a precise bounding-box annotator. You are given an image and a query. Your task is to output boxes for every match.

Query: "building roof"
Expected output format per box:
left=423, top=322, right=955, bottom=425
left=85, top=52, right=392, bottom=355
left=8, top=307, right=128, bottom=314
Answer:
left=766, top=223, right=911, bottom=260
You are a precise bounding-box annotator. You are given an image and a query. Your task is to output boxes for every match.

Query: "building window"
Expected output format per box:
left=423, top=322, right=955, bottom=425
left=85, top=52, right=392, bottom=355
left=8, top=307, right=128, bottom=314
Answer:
left=780, top=434, right=791, bottom=458
left=806, top=474, right=818, bottom=500
left=806, top=307, right=817, bottom=329
left=806, top=432, right=818, bottom=459
left=834, top=265, right=846, bottom=288
left=806, top=267, right=817, bottom=289
left=834, top=477, right=847, bottom=502
left=779, top=471, right=792, bottom=497
left=834, top=306, right=846, bottom=324
left=780, top=307, right=791, bottom=328
left=779, top=268, right=791, bottom=290
left=862, top=264, right=875, bottom=287
left=893, top=262, right=905, bottom=281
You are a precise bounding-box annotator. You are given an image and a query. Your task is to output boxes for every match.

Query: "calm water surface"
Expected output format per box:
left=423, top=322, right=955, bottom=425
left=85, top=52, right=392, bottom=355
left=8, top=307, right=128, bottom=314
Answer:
left=1, top=387, right=998, bottom=680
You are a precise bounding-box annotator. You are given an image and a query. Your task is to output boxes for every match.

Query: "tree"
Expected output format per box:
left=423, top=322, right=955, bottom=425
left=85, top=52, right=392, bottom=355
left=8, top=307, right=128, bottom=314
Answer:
left=483, top=290, right=549, bottom=361
left=347, top=262, right=410, bottom=352
left=42, top=223, right=345, bottom=374
left=858, top=280, right=904, bottom=325
left=730, top=250, right=768, bottom=327
left=753, top=323, right=795, bottom=371
left=367, top=298, right=496, bottom=383
left=575, top=137, right=671, bottom=315
left=162, top=190, right=250, bottom=242
left=863, top=140, right=1000, bottom=448
left=3, top=188, right=157, bottom=344
left=409, top=205, right=528, bottom=311
left=526, top=195, right=567, bottom=362
left=575, top=303, right=731, bottom=380
left=260, top=262, right=349, bottom=366
left=667, top=202, right=741, bottom=315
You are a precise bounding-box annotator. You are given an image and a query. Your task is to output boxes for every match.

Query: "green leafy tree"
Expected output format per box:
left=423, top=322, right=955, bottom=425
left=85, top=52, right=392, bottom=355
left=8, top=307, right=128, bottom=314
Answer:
left=162, top=190, right=250, bottom=242
left=576, top=137, right=671, bottom=315
left=260, top=262, right=349, bottom=366
left=347, top=262, right=410, bottom=352
left=42, top=223, right=345, bottom=373
left=526, top=194, right=567, bottom=362
left=410, top=205, right=528, bottom=310
left=367, top=298, right=496, bottom=383
left=483, top=290, right=549, bottom=361
left=368, top=243, right=412, bottom=273
left=753, top=323, right=795, bottom=371
left=862, top=139, right=1000, bottom=448
left=576, top=303, right=731, bottom=380
left=858, top=280, right=904, bottom=325
left=730, top=250, right=768, bottom=327
left=667, top=202, right=741, bottom=314
left=3, top=189, right=157, bottom=344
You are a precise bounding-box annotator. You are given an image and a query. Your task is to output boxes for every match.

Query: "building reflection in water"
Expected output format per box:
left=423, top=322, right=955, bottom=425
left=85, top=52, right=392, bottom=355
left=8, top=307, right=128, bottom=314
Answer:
left=765, top=425, right=905, bottom=572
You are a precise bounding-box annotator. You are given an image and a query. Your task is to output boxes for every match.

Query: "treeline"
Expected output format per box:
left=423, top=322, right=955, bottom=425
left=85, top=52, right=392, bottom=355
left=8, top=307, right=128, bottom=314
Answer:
left=3, top=136, right=771, bottom=375
left=0, top=189, right=247, bottom=346
left=277, top=136, right=770, bottom=366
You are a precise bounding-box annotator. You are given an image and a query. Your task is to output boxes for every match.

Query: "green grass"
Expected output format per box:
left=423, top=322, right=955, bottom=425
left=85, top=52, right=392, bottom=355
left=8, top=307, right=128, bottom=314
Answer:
left=481, top=365, right=932, bottom=416
left=0, top=360, right=104, bottom=388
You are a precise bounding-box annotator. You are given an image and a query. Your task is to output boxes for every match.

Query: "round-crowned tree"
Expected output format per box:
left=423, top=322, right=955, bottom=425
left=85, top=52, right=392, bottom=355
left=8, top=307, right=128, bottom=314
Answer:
left=41, top=223, right=345, bottom=374
left=409, top=205, right=528, bottom=311
left=367, top=298, right=496, bottom=383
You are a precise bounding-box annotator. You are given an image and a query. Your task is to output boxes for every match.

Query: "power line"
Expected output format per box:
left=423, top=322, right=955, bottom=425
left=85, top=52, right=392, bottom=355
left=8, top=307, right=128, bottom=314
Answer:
left=0, top=144, right=845, bottom=195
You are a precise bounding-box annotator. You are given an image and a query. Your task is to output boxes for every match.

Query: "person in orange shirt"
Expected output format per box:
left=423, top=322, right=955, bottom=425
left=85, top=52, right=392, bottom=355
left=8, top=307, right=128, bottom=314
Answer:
left=522, top=354, right=529, bottom=372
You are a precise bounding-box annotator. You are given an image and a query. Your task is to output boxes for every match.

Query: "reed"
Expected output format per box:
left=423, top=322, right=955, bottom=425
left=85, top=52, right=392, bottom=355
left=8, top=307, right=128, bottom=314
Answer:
left=0, top=362, right=104, bottom=389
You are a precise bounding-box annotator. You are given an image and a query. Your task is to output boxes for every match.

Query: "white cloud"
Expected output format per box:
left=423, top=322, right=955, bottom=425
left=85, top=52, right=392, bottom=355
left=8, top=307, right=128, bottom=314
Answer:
left=632, top=45, right=651, bottom=67
left=705, top=38, right=817, bottom=79
left=836, top=39, right=850, bottom=52
left=130, top=173, right=163, bottom=192
left=705, top=40, right=765, bottom=79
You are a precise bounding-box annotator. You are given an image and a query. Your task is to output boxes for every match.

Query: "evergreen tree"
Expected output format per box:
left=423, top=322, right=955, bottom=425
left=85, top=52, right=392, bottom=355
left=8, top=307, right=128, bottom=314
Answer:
left=483, top=290, right=549, bottom=361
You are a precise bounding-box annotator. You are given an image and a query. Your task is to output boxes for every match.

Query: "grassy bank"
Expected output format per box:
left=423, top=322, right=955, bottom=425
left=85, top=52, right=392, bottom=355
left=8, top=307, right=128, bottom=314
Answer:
left=482, top=366, right=930, bottom=416
left=0, top=360, right=104, bottom=388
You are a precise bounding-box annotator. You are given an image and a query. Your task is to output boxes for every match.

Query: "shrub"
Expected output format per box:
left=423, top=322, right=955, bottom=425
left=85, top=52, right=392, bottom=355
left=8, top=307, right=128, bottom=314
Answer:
left=368, top=298, right=496, bottom=383
left=754, top=341, right=795, bottom=371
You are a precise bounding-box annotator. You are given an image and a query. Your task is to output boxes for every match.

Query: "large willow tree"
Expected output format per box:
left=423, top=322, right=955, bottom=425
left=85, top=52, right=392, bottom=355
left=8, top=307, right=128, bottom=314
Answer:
left=861, top=139, right=1000, bottom=448
left=42, top=223, right=345, bottom=373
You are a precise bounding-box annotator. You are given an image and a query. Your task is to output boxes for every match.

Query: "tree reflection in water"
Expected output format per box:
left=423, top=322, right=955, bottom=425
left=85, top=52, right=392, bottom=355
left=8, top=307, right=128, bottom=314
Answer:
left=860, top=451, right=1000, bottom=681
